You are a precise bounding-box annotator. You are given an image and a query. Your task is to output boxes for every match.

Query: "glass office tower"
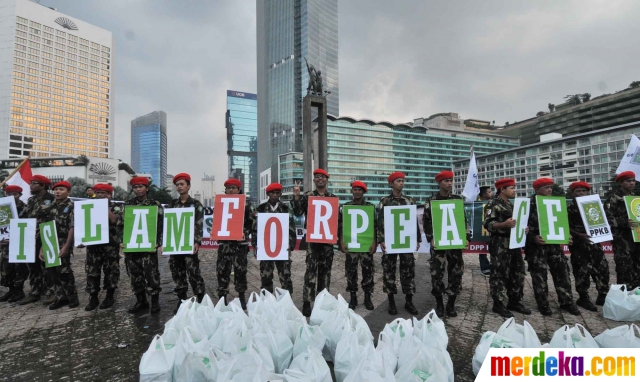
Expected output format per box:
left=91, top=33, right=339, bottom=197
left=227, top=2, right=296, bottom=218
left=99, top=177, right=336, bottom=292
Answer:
left=131, top=111, right=167, bottom=188
left=226, top=90, right=258, bottom=204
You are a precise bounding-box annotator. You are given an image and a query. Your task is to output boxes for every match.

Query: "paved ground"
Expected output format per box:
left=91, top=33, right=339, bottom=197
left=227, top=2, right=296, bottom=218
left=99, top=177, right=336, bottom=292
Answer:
left=0, top=249, right=632, bottom=381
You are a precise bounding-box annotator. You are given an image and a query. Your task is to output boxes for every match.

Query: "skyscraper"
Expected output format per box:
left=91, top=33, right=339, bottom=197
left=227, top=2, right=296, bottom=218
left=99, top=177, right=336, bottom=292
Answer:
left=256, top=0, right=339, bottom=183
left=0, top=0, right=114, bottom=159
left=131, top=111, right=167, bottom=188
left=226, top=90, right=258, bottom=204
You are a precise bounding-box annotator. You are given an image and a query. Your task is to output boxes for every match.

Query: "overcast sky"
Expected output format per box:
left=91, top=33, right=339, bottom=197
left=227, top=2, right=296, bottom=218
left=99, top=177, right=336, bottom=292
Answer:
left=39, top=0, right=640, bottom=194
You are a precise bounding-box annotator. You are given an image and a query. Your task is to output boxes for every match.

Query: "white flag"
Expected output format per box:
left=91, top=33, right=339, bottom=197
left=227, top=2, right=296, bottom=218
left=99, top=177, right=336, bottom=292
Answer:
left=616, top=134, right=640, bottom=180
left=462, top=152, right=480, bottom=202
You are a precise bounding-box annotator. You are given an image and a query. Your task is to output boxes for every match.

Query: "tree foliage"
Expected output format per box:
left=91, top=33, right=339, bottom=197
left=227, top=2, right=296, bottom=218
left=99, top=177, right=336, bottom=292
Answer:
left=68, top=176, right=90, bottom=198
left=113, top=186, right=130, bottom=201
left=551, top=183, right=565, bottom=197
left=148, top=184, right=172, bottom=204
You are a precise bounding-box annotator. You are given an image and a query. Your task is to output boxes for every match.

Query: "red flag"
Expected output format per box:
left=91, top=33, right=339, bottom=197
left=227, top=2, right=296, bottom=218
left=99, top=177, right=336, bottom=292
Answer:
left=6, top=159, right=32, bottom=203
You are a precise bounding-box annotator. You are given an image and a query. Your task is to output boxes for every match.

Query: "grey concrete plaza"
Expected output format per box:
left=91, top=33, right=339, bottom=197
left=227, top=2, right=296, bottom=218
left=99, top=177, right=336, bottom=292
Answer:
left=0, top=249, right=631, bottom=381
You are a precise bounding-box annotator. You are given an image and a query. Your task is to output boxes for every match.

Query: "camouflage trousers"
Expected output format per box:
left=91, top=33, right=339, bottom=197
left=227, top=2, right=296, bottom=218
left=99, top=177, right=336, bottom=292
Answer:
left=46, top=255, right=78, bottom=301
left=217, top=243, right=249, bottom=296
left=0, top=244, right=28, bottom=289
left=85, top=243, right=120, bottom=294
left=260, top=260, right=292, bottom=294
left=303, top=243, right=334, bottom=303
left=525, top=243, right=573, bottom=307
left=169, top=253, right=206, bottom=296
left=27, top=243, right=54, bottom=297
left=382, top=253, right=415, bottom=295
left=489, top=237, right=525, bottom=304
left=429, top=249, right=464, bottom=297
left=124, top=252, right=161, bottom=296
left=345, top=252, right=374, bottom=294
left=611, top=236, right=640, bottom=289
left=569, top=240, right=610, bottom=296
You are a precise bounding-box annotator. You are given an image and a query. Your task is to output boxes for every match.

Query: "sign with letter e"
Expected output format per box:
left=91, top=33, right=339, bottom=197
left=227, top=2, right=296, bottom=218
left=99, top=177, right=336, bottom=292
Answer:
left=384, top=205, right=417, bottom=254
left=211, top=195, right=245, bottom=241
left=536, top=195, right=570, bottom=244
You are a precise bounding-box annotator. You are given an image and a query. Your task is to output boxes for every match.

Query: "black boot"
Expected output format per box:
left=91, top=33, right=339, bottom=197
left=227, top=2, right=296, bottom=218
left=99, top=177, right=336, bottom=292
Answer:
left=17, top=294, right=40, bottom=305
left=174, top=291, right=188, bottom=314
left=8, top=287, right=24, bottom=303
left=85, top=293, right=99, bottom=311
left=364, top=293, right=374, bottom=310
left=576, top=294, right=597, bottom=312
left=349, top=291, right=358, bottom=309
left=128, top=293, right=148, bottom=313
left=595, top=293, right=607, bottom=306
left=0, top=287, right=14, bottom=302
left=405, top=294, right=418, bottom=315
left=538, top=303, right=553, bottom=316
left=100, top=289, right=115, bottom=309
left=196, top=292, right=204, bottom=304
left=560, top=303, right=580, bottom=316
left=239, top=292, right=247, bottom=310
left=48, top=298, right=69, bottom=310
left=150, top=294, right=160, bottom=313
left=446, top=295, right=458, bottom=317
left=506, top=300, right=532, bottom=315
left=68, top=294, right=80, bottom=309
left=435, top=296, right=445, bottom=317
left=302, top=301, right=311, bottom=317
left=387, top=294, right=397, bottom=315
left=492, top=300, right=513, bottom=318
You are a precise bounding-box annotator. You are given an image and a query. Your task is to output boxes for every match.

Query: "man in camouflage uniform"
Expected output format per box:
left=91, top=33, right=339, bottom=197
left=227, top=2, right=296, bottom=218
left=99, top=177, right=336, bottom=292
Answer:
left=39, top=181, right=79, bottom=309
left=83, top=183, right=122, bottom=311
left=423, top=170, right=469, bottom=317
left=567, top=181, right=610, bottom=311
left=217, top=178, right=254, bottom=310
left=339, top=180, right=376, bottom=310
left=18, top=175, right=55, bottom=305
left=0, top=185, right=27, bottom=303
left=118, top=177, right=164, bottom=314
left=605, top=171, right=640, bottom=289
left=478, top=186, right=493, bottom=277
left=251, top=182, right=296, bottom=295
left=525, top=177, right=579, bottom=316
left=483, top=178, right=531, bottom=318
left=167, top=173, right=206, bottom=313
left=292, top=169, right=338, bottom=317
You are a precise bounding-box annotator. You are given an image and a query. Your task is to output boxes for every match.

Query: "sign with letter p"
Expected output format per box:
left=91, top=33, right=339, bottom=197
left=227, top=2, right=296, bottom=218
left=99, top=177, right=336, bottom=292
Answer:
left=343, top=205, right=375, bottom=252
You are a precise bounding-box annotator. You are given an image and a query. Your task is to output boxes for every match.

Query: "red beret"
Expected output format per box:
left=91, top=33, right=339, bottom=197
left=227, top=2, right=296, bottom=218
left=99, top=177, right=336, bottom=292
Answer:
left=351, top=180, right=368, bottom=192
left=616, top=171, right=636, bottom=183
left=52, top=181, right=71, bottom=190
left=4, top=185, right=22, bottom=194
left=569, top=181, right=591, bottom=191
left=435, top=170, right=454, bottom=183
left=224, top=178, right=242, bottom=188
left=532, top=177, right=554, bottom=189
left=388, top=172, right=405, bottom=183
left=265, top=183, right=283, bottom=193
left=93, top=183, right=114, bottom=193
left=130, top=177, right=149, bottom=186
left=31, top=174, right=51, bottom=186
left=173, top=173, right=191, bottom=184
left=313, top=169, right=330, bottom=178
left=494, top=178, right=516, bottom=190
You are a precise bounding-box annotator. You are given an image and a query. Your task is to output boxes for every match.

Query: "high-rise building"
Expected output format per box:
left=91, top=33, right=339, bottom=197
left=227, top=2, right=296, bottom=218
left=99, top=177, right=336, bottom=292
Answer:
left=131, top=111, right=167, bottom=188
left=256, top=0, right=339, bottom=183
left=0, top=0, right=114, bottom=159
left=226, top=90, right=258, bottom=204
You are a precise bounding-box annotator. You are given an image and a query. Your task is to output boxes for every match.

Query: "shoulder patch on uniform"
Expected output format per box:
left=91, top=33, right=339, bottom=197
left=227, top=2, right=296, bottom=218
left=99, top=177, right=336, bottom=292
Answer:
left=485, top=208, right=492, bottom=216
left=198, top=206, right=203, bottom=212
left=63, top=206, right=69, bottom=213
left=44, top=200, right=51, bottom=205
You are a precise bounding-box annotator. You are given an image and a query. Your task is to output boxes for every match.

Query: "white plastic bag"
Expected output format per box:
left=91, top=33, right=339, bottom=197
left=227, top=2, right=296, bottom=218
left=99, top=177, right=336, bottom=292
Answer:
left=287, top=346, right=332, bottom=382
left=472, top=331, right=521, bottom=375
left=603, top=284, right=640, bottom=322
left=549, top=324, right=599, bottom=348
left=334, top=326, right=371, bottom=382
left=292, top=318, right=326, bottom=359
left=375, top=332, right=398, bottom=374
left=253, top=318, right=294, bottom=373
left=395, top=347, right=448, bottom=382
left=344, top=343, right=395, bottom=382
left=380, top=318, right=413, bottom=356
left=413, top=309, right=448, bottom=350
left=595, top=324, right=640, bottom=348
left=310, top=289, right=339, bottom=326
left=176, top=348, right=217, bottom=382
left=210, top=318, right=251, bottom=355
left=397, top=336, right=453, bottom=382
left=173, top=326, right=210, bottom=380
left=139, top=335, right=173, bottom=382
left=319, top=308, right=350, bottom=361
left=496, top=318, right=542, bottom=348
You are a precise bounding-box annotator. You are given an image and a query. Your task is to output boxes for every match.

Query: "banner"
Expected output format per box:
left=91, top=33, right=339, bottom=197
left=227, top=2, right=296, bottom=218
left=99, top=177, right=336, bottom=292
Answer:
left=462, top=152, right=480, bottom=201
left=0, top=196, right=18, bottom=240
left=163, top=207, right=195, bottom=255
left=123, top=205, right=158, bottom=253
left=306, top=196, right=339, bottom=244
left=203, top=213, right=213, bottom=239
left=9, top=218, right=36, bottom=263
left=509, top=198, right=530, bottom=249
left=576, top=195, right=613, bottom=243
left=383, top=205, right=417, bottom=254
left=256, top=213, right=289, bottom=260
left=536, top=196, right=570, bottom=244
left=431, top=200, right=467, bottom=250
left=40, top=220, right=60, bottom=268
left=74, top=199, right=109, bottom=246
left=623, top=196, right=640, bottom=242
left=342, top=205, right=375, bottom=252
left=615, top=134, right=640, bottom=180
left=211, top=194, right=246, bottom=241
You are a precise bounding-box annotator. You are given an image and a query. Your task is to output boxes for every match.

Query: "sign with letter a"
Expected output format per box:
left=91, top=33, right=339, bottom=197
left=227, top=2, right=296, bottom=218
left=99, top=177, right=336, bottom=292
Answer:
left=306, top=196, right=339, bottom=244
left=343, top=205, right=375, bottom=252
left=509, top=198, right=530, bottom=249
left=9, top=218, right=36, bottom=263
left=431, top=200, right=467, bottom=250
left=384, top=205, right=417, bottom=254
left=40, top=221, right=60, bottom=268
left=74, top=199, right=109, bottom=246
left=163, top=207, right=195, bottom=255
left=123, top=206, right=158, bottom=252
left=211, top=195, right=246, bottom=241
left=576, top=195, right=612, bottom=243
left=536, top=196, right=570, bottom=244
left=256, top=213, right=289, bottom=260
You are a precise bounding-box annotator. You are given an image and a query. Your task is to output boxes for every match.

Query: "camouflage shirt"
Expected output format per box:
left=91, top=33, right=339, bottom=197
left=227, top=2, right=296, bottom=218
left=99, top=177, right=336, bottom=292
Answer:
left=378, top=192, right=422, bottom=243
left=527, top=195, right=541, bottom=239
left=567, top=200, right=587, bottom=235
left=39, top=197, right=74, bottom=246
left=21, top=192, right=54, bottom=244
left=483, top=197, right=513, bottom=237
left=251, top=201, right=297, bottom=251
left=15, top=199, right=25, bottom=217
left=118, top=196, right=164, bottom=247
left=106, top=201, right=124, bottom=245
left=167, top=196, right=205, bottom=244
left=422, top=192, right=469, bottom=243
left=338, top=199, right=376, bottom=246
left=605, top=189, right=633, bottom=240
left=291, top=190, right=338, bottom=229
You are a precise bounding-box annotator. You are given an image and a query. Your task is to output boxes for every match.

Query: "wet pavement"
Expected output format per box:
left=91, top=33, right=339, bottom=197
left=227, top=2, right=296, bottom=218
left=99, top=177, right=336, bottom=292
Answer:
left=0, top=249, right=630, bottom=381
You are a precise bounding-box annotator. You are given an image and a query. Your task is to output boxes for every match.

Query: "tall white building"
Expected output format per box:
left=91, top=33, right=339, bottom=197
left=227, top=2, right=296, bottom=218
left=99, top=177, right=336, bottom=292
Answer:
left=0, top=0, right=114, bottom=159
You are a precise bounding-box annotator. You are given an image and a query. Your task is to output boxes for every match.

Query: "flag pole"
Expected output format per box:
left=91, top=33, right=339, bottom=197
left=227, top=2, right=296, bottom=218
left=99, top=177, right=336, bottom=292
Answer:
left=0, top=157, right=30, bottom=189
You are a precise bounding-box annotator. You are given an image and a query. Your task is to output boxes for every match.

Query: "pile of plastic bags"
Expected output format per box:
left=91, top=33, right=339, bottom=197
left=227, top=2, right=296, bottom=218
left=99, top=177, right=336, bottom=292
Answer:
left=603, top=284, right=640, bottom=322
